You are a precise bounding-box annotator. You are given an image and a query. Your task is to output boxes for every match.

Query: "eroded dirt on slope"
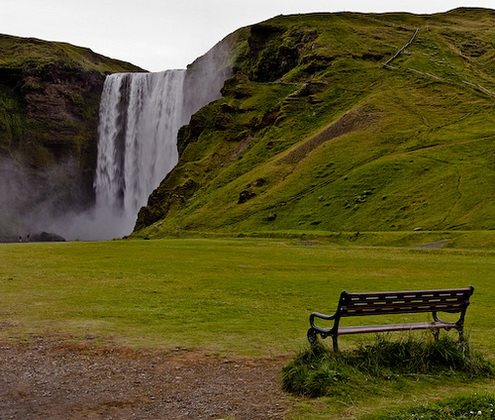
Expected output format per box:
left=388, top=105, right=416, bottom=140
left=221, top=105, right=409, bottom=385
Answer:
left=279, top=105, right=380, bottom=165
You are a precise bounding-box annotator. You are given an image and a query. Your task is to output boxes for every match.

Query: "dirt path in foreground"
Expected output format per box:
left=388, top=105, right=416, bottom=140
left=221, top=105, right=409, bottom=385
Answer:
left=0, top=337, right=294, bottom=419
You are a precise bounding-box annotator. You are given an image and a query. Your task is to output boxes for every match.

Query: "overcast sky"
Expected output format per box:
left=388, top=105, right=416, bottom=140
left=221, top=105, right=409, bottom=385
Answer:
left=2, top=0, right=494, bottom=71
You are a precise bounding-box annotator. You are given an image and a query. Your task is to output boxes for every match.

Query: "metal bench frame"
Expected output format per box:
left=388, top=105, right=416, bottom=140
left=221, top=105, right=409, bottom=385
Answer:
left=308, top=286, right=474, bottom=351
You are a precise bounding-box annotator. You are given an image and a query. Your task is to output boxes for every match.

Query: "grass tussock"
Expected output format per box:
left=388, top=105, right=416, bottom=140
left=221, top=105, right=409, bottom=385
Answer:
left=282, top=334, right=494, bottom=398
left=368, top=393, right=495, bottom=419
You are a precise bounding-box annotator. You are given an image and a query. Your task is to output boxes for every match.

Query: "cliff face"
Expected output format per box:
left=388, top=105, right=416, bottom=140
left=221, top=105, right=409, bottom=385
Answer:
left=3, top=64, right=101, bottom=186
left=134, top=8, right=495, bottom=237
left=0, top=34, right=142, bottom=239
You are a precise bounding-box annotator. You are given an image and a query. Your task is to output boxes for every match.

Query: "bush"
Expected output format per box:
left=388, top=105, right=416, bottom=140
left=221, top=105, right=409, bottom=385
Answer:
left=281, top=334, right=494, bottom=397
left=350, top=334, right=493, bottom=376
left=281, top=340, right=351, bottom=397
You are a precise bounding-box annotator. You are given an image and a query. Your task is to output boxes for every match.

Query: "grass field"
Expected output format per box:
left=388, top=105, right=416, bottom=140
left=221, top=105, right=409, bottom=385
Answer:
left=2, top=237, right=495, bottom=418
left=1, top=237, right=494, bottom=354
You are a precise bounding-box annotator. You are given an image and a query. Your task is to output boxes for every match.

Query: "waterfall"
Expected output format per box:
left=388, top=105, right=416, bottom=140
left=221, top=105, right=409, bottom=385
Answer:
left=94, top=70, right=185, bottom=235
left=44, top=39, right=233, bottom=241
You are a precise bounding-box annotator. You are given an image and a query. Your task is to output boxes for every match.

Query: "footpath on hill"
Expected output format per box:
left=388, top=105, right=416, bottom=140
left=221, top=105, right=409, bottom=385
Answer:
left=0, top=337, right=292, bottom=419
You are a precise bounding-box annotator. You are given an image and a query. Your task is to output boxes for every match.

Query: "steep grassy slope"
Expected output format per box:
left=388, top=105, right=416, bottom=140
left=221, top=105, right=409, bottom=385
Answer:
left=0, top=34, right=142, bottom=239
left=134, top=8, right=495, bottom=237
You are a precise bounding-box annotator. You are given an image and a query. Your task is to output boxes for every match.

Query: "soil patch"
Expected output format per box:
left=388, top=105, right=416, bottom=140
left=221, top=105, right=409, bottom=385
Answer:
left=279, top=106, right=379, bottom=165
left=0, top=337, right=293, bottom=419
left=415, top=240, right=450, bottom=248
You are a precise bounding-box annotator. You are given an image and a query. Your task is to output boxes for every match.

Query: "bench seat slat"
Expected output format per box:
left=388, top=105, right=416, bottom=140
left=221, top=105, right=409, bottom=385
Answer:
left=346, top=296, right=469, bottom=305
left=343, top=302, right=467, bottom=316
left=345, top=288, right=473, bottom=298
left=337, top=321, right=456, bottom=335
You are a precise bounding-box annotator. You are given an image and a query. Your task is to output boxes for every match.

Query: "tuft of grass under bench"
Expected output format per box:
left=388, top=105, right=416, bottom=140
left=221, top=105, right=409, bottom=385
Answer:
left=282, top=334, right=494, bottom=398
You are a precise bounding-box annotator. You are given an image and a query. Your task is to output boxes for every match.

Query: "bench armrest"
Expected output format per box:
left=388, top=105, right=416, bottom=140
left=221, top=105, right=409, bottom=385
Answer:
left=310, top=311, right=337, bottom=329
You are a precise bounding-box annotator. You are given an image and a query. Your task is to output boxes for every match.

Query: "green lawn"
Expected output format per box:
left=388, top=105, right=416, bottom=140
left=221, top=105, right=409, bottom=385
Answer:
left=1, top=237, right=494, bottom=357
left=2, top=237, right=495, bottom=418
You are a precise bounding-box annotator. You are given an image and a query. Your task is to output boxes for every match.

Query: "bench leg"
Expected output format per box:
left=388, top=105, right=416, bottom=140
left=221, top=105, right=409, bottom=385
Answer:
left=332, top=335, right=339, bottom=352
left=307, top=328, right=317, bottom=344
left=432, top=328, right=440, bottom=341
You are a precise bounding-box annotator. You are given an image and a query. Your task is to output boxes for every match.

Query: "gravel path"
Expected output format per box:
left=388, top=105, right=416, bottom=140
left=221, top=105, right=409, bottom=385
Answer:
left=0, top=337, right=293, bottom=419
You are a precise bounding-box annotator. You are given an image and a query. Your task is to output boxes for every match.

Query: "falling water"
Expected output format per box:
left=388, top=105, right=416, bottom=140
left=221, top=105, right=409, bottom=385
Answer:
left=42, top=38, right=233, bottom=241
left=94, top=70, right=185, bottom=235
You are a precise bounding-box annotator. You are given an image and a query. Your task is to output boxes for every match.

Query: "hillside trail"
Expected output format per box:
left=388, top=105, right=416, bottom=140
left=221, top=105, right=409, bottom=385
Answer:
left=0, top=337, right=294, bottom=419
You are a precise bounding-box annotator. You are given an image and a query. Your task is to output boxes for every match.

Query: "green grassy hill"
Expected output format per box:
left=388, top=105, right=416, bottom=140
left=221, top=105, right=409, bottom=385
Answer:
left=134, top=8, right=495, bottom=238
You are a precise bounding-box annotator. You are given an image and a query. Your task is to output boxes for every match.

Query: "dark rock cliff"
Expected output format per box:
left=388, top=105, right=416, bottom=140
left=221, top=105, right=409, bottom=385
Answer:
left=3, top=64, right=103, bottom=193
left=0, top=34, right=142, bottom=239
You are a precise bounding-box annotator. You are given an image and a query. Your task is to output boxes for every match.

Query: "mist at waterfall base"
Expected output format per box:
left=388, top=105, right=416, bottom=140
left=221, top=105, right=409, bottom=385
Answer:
left=0, top=158, right=88, bottom=242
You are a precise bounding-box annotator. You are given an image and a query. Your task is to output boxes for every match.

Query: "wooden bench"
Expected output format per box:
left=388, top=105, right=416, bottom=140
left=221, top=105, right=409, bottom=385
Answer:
left=307, top=286, right=474, bottom=351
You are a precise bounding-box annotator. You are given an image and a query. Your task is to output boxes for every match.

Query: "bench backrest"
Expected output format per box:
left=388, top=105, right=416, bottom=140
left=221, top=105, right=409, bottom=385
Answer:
left=338, top=286, right=474, bottom=317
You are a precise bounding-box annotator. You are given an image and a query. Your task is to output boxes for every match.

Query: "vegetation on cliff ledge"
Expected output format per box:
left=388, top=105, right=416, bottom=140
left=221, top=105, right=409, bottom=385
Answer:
left=134, top=8, right=495, bottom=239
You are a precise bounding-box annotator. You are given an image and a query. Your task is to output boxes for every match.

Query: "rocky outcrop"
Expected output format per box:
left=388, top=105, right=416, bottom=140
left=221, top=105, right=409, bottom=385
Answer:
left=31, top=231, right=66, bottom=242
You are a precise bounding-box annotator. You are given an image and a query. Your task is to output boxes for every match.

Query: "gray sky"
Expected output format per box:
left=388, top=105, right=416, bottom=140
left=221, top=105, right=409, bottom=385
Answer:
left=2, top=0, right=494, bottom=71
